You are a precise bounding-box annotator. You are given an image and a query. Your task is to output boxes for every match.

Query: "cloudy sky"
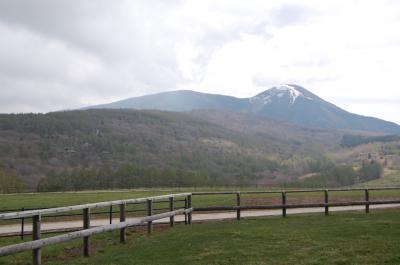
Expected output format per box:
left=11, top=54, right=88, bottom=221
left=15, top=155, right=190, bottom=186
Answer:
left=0, top=0, right=400, bottom=123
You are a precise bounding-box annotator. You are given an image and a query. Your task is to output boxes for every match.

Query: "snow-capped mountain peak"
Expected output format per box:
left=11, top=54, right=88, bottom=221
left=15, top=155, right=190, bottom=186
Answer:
left=85, top=84, right=400, bottom=134
left=251, top=84, right=313, bottom=105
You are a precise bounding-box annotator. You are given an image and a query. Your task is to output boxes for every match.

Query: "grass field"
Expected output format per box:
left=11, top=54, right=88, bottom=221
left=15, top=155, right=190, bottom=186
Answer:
left=1, top=188, right=399, bottom=225
left=0, top=211, right=399, bottom=265
left=1, top=188, right=400, bottom=211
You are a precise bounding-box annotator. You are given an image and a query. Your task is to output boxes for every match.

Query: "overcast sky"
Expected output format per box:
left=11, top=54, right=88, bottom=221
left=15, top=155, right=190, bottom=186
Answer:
left=0, top=0, right=399, bottom=123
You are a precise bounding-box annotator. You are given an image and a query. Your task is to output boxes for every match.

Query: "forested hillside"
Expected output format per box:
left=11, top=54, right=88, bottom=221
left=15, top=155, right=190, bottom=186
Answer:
left=0, top=109, right=340, bottom=190
left=0, top=109, right=398, bottom=192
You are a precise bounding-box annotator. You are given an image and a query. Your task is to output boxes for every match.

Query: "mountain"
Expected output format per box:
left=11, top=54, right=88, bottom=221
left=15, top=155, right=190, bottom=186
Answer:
left=90, top=90, right=249, bottom=112
left=87, top=84, right=400, bottom=134
left=248, top=84, right=400, bottom=134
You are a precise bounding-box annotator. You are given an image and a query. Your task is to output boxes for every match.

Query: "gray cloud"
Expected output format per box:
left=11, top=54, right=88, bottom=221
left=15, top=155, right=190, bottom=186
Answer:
left=334, top=98, right=400, bottom=104
left=268, top=4, right=313, bottom=27
left=0, top=1, right=315, bottom=113
left=0, top=1, right=189, bottom=112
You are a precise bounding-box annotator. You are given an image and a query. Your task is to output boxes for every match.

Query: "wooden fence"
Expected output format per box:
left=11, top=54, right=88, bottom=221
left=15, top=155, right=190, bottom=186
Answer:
left=0, top=187, right=399, bottom=264
left=1, top=201, right=189, bottom=239
left=0, top=193, right=193, bottom=265
left=192, top=187, right=400, bottom=219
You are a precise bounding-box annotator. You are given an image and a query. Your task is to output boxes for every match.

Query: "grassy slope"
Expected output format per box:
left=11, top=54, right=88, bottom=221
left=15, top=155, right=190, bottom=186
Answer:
left=1, top=211, right=400, bottom=265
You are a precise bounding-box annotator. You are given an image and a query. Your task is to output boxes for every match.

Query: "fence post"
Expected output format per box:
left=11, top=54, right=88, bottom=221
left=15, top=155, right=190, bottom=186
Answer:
left=20, top=207, right=25, bottom=240
left=365, top=189, right=369, bottom=214
left=83, top=208, right=90, bottom=257
left=236, top=192, right=241, bottom=221
left=281, top=191, right=286, bottom=217
left=169, top=196, right=174, bottom=227
left=324, top=189, right=329, bottom=216
left=147, top=199, right=153, bottom=235
left=188, top=194, right=192, bottom=225
left=119, top=203, right=126, bottom=243
left=109, top=205, right=113, bottom=224
left=32, top=214, right=41, bottom=265
left=184, top=197, right=188, bottom=225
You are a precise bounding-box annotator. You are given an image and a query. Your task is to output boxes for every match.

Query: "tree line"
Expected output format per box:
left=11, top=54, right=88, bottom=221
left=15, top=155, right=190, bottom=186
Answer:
left=285, top=160, right=383, bottom=188
left=0, top=163, right=25, bottom=193
left=37, top=164, right=233, bottom=191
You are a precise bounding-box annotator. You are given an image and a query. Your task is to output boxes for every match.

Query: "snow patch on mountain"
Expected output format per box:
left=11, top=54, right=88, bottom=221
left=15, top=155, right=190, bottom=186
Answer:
left=251, top=84, right=313, bottom=105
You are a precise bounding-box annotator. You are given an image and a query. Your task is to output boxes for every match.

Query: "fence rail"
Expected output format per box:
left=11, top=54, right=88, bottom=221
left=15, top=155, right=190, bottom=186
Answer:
left=0, top=193, right=191, bottom=220
left=191, top=187, right=400, bottom=195
left=194, top=200, right=400, bottom=211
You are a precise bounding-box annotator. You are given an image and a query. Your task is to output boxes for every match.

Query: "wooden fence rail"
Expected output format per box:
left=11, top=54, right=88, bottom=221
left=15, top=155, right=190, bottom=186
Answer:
left=191, top=187, right=400, bottom=196
left=193, top=200, right=400, bottom=211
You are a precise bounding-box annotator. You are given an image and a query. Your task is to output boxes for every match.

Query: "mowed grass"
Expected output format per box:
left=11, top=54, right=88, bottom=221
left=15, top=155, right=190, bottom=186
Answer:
left=1, top=211, right=400, bottom=265
left=0, top=190, right=178, bottom=211
left=1, top=188, right=400, bottom=211
left=1, top=188, right=399, bottom=225
left=0, top=188, right=250, bottom=211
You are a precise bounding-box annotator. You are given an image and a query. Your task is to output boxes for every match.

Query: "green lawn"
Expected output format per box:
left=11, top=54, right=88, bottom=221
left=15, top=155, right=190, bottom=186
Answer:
left=1, top=188, right=399, bottom=225
left=1, top=211, right=399, bottom=264
left=1, top=188, right=399, bottom=211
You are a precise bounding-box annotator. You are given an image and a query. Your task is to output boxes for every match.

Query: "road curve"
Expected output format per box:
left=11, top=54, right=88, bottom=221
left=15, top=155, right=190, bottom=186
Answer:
left=0, top=204, right=399, bottom=236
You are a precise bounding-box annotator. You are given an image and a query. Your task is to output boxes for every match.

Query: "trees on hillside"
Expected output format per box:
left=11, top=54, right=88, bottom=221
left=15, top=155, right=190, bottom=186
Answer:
left=287, top=159, right=383, bottom=188
left=37, top=165, right=216, bottom=191
left=0, top=165, right=24, bottom=193
left=359, top=160, right=382, bottom=181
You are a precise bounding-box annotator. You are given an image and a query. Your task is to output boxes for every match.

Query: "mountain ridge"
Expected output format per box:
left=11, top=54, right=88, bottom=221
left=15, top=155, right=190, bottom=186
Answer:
left=86, top=85, right=400, bottom=134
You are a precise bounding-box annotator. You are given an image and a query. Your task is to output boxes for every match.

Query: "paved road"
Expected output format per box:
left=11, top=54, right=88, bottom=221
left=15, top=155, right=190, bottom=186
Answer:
left=0, top=204, right=399, bottom=236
